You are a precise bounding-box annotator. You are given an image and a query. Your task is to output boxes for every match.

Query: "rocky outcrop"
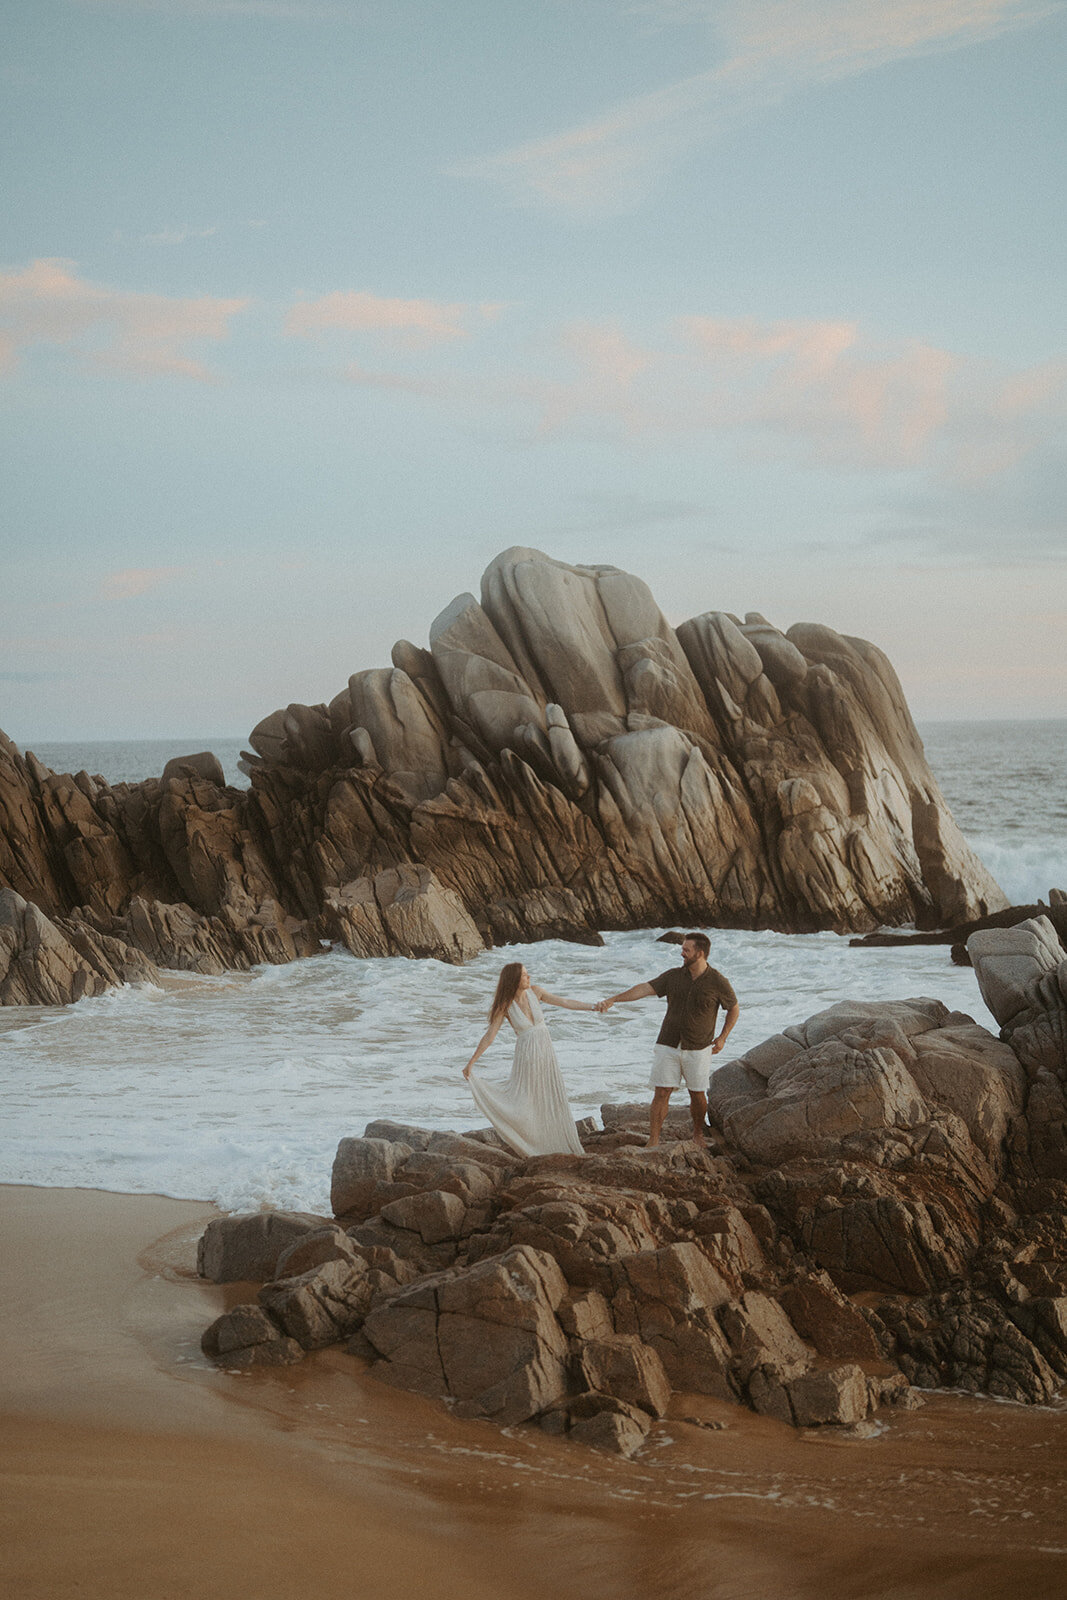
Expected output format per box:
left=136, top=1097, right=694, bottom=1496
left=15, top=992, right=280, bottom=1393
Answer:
left=967, top=915, right=1067, bottom=1181
left=850, top=899, right=1067, bottom=965
left=199, top=991, right=1066, bottom=1452
left=1, top=550, right=1006, bottom=1004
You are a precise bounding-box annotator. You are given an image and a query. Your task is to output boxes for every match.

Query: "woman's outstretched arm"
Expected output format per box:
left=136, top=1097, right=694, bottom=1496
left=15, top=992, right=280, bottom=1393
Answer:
left=463, top=1013, right=505, bottom=1078
left=532, top=985, right=597, bottom=1013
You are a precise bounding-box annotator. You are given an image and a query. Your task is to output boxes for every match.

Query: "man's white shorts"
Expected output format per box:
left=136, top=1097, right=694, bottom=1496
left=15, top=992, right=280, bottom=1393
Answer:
left=649, top=1043, right=713, bottom=1093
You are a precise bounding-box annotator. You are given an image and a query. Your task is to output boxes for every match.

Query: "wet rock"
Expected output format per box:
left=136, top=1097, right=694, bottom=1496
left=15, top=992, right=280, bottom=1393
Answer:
left=273, top=1225, right=365, bottom=1280
left=197, top=1211, right=331, bottom=1284
left=258, top=1257, right=383, bottom=1349
left=566, top=1396, right=652, bottom=1456
left=787, top=1363, right=872, bottom=1427
left=779, top=1275, right=882, bottom=1361
left=331, top=1137, right=414, bottom=1223
left=363, top=1245, right=571, bottom=1424
left=578, top=1335, right=672, bottom=1419
left=879, top=1289, right=1063, bottom=1403
left=200, top=1304, right=304, bottom=1368
left=718, top=1292, right=811, bottom=1383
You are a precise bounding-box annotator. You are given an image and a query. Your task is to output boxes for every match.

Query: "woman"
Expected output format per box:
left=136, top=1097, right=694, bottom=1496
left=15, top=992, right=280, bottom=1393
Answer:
left=463, top=962, right=594, bottom=1158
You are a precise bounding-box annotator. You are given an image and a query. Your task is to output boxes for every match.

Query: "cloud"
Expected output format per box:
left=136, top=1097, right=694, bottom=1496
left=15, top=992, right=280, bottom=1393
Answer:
left=285, top=290, right=491, bottom=346
left=0, top=259, right=248, bottom=380
left=452, top=0, right=1058, bottom=214
left=98, top=568, right=188, bottom=600
left=675, top=315, right=960, bottom=468
left=331, top=307, right=1064, bottom=485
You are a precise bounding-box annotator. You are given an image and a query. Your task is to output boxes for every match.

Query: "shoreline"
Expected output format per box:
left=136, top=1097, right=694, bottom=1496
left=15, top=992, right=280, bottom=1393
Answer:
left=2, top=1185, right=1066, bottom=1599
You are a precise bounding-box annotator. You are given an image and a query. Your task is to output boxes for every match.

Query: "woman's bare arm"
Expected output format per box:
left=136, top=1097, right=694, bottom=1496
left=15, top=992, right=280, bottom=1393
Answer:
left=463, top=1012, right=506, bottom=1078
left=531, top=985, right=596, bottom=1013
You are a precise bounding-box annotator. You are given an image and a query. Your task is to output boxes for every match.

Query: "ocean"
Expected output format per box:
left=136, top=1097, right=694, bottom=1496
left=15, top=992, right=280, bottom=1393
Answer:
left=2, top=719, right=1064, bottom=1214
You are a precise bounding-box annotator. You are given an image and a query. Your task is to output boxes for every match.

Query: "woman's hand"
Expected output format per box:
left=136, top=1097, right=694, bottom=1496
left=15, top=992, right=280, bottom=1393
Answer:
left=463, top=1063, right=473, bottom=1079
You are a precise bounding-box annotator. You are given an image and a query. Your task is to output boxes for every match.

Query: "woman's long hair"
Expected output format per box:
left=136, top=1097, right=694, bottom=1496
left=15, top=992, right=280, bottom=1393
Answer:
left=489, top=962, right=526, bottom=1025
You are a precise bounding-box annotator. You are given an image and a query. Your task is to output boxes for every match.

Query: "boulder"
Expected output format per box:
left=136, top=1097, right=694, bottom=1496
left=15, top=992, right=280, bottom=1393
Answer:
left=719, top=998, right=1023, bottom=1184
left=779, top=1276, right=882, bottom=1361
left=363, top=1245, right=572, bottom=1425
left=325, top=865, right=485, bottom=964
left=578, top=1335, right=672, bottom=1419
left=968, top=917, right=1067, bottom=1180
left=786, top=1363, right=872, bottom=1427
left=380, top=1189, right=468, bottom=1244
left=331, top=1137, right=413, bottom=1223
left=197, top=1211, right=330, bottom=1283
left=273, top=1226, right=365, bottom=1280
left=0, top=887, right=114, bottom=1005
left=258, top=1258, right=381, bottom=1348
left=718, top=1292, right=811, bottom=1383
left=566, top=1397, right=652, bottom=1456
left=200, top=1304, right=304, bottom=1368
left=161, top=751, right=227, bottom=787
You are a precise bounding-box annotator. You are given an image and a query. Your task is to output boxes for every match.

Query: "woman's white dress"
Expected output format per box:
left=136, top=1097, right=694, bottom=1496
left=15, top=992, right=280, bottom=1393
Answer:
left=467, top=991, right=584, bottom=1158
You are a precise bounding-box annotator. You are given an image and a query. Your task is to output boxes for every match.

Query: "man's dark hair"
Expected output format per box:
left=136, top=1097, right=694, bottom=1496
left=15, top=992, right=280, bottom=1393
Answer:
left=684, top=931, right=711, bottom=957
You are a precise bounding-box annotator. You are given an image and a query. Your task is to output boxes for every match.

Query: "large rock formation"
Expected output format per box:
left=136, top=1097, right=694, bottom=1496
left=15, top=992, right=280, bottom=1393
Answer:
left=199, top=982, right=1066, bottom=1452
left=0, top=549, right=1006, bottom=1004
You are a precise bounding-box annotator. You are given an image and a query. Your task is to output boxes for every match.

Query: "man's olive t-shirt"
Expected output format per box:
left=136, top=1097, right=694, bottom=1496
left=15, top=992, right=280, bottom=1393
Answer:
left=649, top=966, right=737, bottom=1051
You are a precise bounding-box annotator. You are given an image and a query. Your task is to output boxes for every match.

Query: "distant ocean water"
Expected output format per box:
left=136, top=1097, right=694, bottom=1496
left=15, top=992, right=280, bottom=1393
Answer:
left=1, top=719, right=1063, bottom=1212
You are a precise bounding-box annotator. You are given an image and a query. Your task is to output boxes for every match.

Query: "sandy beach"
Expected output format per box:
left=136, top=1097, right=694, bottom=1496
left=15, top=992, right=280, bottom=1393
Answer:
left=1, top=1183, right=1065, bottom=1600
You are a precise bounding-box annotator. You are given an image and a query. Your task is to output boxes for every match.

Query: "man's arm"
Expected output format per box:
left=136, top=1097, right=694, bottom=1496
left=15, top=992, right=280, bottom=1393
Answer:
left=711, top=1001, right=740, bottom=1054
left=597, top=981, right=656, bottom=1012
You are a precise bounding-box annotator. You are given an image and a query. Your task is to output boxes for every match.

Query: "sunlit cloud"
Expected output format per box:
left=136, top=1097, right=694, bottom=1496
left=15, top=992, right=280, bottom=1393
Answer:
left=326, top=309, right=1064, bottom=484
left=0, top=259, right=248, bottom=380
left=452, top=0, right=1058, bottom=215
left=285, top=290, right=494, bottom=346
left=98, top=568, right=188, bottom=600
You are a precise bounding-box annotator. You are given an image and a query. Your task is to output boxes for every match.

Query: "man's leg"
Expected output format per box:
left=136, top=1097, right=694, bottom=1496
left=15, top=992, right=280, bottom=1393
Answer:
left=648, top=1086, right=673, bottom=1147
left=680, top=1048, right=713, bottom=1145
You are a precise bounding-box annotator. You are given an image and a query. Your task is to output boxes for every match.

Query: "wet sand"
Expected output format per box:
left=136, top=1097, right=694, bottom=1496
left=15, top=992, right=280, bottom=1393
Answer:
left=2, top=1184, right=1065, bottom=1600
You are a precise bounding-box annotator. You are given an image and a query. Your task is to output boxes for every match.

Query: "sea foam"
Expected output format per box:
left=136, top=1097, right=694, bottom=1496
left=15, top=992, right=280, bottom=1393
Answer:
left=0, top=929, right=1000, bottom=1214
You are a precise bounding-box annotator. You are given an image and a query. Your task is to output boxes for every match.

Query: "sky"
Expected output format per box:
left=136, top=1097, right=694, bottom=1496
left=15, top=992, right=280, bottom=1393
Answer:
left=1, top=0, right=1064, bottom=742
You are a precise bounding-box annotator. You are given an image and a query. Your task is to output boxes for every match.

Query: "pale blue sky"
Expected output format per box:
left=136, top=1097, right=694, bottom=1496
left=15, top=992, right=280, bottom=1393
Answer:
left=2, top=0, right=1064, bottom=740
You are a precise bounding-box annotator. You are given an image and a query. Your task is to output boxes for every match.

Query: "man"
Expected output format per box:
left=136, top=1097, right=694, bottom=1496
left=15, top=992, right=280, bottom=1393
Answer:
left=598, top=933, right=739, bottom=1148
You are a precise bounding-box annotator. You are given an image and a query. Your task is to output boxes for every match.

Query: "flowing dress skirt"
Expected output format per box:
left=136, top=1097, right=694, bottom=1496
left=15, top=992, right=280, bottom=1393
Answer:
left=467, top=1016, right=584, bottom=1158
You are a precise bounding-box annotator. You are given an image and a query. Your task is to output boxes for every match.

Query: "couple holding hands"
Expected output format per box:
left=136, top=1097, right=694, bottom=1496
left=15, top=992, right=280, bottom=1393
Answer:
left=462, top=933, right=739, bottom=1158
